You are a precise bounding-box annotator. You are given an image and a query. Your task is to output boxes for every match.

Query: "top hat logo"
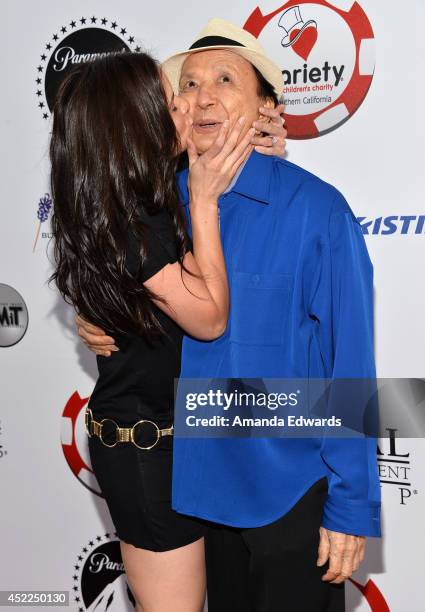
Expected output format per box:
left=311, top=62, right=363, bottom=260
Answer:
left=278, top=6, right=318, bottom=61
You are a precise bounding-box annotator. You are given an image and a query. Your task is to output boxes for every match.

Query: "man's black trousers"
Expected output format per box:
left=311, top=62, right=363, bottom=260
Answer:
left=205, top=476, right=346, bottom=612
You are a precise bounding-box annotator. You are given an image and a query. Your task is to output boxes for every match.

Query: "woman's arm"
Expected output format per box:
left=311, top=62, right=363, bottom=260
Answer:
left=144, top=117, right=253, bottom=340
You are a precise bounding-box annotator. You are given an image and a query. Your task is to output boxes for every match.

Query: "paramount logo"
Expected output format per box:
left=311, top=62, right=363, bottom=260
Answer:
left=52, top=46, right=128, bottom=72
left=35, top=16, right=139, bottom=119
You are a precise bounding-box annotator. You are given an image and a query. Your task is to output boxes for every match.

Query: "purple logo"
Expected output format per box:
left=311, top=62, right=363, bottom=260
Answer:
left=33, top=193, right=53, bottom=252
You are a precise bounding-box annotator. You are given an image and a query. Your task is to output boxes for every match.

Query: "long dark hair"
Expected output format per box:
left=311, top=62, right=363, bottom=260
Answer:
left=49, top=52, right=190, bottom=339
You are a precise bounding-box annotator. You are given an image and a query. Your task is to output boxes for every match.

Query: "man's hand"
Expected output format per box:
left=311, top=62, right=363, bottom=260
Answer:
left=76, top=315, right=118, bottom=357
left=251, top=103, right=287, bottom=157
left=317, top=527, right=366, bottom=584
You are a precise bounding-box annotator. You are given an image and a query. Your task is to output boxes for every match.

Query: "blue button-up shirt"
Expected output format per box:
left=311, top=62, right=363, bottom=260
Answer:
left=172, top=151, right=381, bottom=537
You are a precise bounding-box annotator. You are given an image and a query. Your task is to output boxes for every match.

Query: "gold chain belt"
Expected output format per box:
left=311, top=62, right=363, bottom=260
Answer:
left=85, top=407, right=173, bottom=450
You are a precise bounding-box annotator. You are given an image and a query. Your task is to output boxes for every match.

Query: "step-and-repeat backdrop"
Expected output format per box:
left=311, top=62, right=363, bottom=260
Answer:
left=1, top=1, right=424, bottom=610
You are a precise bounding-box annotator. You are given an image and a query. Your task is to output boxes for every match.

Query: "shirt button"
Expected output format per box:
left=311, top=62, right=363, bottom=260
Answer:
left=252, top=274, right=260, bottom=283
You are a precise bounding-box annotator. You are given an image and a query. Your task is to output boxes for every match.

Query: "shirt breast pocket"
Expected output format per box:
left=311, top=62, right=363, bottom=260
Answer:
left=229, top=272, right=293, bottom=346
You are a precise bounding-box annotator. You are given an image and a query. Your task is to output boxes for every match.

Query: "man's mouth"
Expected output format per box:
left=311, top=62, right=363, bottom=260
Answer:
left=193, top=119, right=223, bottom=133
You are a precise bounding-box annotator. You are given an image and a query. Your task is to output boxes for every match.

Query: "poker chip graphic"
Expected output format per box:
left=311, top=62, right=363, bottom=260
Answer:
left=61, top=391, right=102, bottom=496
left=244, top=1, right=375, bottom=139
left=350, top=578, right=390, bottom=611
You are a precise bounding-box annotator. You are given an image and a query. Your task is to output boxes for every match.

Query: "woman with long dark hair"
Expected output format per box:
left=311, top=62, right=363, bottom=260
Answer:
left=49, top=51, right=258, bottom=612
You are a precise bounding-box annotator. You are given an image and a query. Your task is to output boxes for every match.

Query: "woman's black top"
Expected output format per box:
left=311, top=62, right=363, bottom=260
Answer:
left=88, top=208, right=183, bottom=426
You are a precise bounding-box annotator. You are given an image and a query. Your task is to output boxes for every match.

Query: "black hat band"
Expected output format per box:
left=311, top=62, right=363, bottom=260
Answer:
left=189, top=36, right=245, bottom=50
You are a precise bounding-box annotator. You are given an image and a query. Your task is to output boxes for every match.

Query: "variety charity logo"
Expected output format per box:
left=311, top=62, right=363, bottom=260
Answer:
left=61, top=391, right=102, bottom=496
left=71, top=534, right=136, bottom=610
left=35, top=17, right=140, bottom=120
left=244, top=0, right=375, bottom=139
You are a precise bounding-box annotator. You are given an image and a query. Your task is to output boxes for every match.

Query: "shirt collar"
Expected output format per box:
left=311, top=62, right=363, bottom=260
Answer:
left=177, top=150, right=273, bottom=206
left=227, top=150, right=273, bottom=204
left=223, top=156, right=248, bottom=194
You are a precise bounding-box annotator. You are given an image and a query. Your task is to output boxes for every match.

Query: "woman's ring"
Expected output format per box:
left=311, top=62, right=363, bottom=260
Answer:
left=271, top=136, right=278, bottom=146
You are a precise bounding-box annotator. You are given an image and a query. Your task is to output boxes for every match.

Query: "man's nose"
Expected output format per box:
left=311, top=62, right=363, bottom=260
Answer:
left=196, top=85, right=216, bottom=109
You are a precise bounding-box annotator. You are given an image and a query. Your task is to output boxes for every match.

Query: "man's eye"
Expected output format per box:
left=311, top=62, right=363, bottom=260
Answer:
left=219, top=75, right=231, bottom=83
left=181, top=80, right=197, bottom=90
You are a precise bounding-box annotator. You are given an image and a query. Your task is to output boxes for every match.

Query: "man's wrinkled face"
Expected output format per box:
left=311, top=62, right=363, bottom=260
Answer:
left=179, top=49, right=265, bottom=154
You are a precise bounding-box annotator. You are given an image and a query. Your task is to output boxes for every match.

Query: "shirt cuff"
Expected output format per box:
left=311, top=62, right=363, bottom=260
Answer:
left=321, top=494, right=382, bottom=537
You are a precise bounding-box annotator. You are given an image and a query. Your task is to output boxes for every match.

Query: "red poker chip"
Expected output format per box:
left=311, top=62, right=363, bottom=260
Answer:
left=350, top=578, right=390, bottom=611
left=244, top=1, right=375, bottom=139
left=60, top=391, right=102, bottom=495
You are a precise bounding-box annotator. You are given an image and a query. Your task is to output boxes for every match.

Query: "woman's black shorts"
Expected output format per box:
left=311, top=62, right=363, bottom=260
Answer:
left=88, top=432, right=206, bottom=552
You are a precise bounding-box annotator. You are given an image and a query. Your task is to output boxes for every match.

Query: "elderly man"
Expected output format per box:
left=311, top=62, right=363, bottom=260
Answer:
left=78, top=18, right=381, bottom=612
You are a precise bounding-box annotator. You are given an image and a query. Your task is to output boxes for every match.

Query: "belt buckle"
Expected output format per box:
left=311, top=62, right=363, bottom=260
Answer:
left=85, top=407, right=93, bottom=437
left=85, top=407, right=170, bottom=450
left=131, top=420, right=161, bottom=450
left=99, top=418, right=120, bottom=448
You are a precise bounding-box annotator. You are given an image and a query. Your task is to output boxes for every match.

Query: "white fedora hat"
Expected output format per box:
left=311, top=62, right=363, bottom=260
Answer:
left=162, top=18, right=284, bottom=96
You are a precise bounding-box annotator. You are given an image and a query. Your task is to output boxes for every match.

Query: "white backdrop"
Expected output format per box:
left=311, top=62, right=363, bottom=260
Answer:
left=1, top=1, right=424, bottom=610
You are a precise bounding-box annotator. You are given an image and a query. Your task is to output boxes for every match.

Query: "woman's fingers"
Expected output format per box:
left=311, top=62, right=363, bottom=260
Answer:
left=254, top=120, right=287, bottom=138
left=94, top=348, right=112, bottom=357
left=212, top=116, right=247, bottom=160
left=230, top=143, right=254, bottom=177
left=252, top=134, right=287, bottom=157
left=208, top=106, right=286, bottom=163
left=274, top=103, right=286, bottom=121
left=251, top=105, right=288, bottom=158
left=186, top=137, right=199, bottom=168
left=189, top=116, right=253, bottom=199
left=259, top=103, right=286, bottom=124
left=253, top=144, right=279, bottom=155
left=202, top=119, right=230, bottom=159
left=75, top=314, right=106, bottom=336
left=224, top=127, right=255, bottom=170
left=251, top=133, right=280, bottom=147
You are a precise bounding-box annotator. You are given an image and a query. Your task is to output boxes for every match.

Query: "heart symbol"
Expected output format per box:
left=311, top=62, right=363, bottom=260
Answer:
left=289, top=26, right=318, bottom=61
